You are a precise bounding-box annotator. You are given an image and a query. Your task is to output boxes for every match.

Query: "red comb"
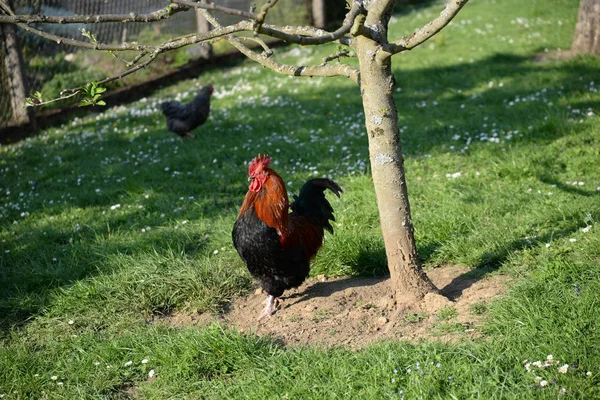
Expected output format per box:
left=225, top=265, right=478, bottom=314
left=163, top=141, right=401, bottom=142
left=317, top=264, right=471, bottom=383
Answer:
left=248, top=153, right=271, bottom=176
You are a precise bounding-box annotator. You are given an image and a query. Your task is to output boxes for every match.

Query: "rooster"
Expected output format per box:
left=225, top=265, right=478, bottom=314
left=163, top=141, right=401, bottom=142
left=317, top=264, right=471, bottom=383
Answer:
left=160, top=84, right=214, bottom=139
left=232, top=154, right=342, bottom=319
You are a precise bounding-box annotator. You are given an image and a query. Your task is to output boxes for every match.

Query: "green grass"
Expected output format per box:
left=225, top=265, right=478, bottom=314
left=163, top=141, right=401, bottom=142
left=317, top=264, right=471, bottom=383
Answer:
left=1, top=0, right=600, bottom=398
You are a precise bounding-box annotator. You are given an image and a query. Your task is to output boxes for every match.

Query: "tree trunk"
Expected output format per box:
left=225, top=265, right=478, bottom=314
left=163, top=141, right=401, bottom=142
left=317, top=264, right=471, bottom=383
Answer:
left=312, top=0, right=326, bottom=29
left=196, top=0, right=213, bottom=59
left=571, top=0, right=600, bottom=55
left=0, top=16, right=31, bottom=126
left=355, top=35, right=438, bottom=303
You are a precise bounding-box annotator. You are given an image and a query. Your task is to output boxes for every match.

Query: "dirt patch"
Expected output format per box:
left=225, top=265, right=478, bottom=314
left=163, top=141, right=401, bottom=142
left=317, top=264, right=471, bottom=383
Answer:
left=164, top=265, right=508, bottom=349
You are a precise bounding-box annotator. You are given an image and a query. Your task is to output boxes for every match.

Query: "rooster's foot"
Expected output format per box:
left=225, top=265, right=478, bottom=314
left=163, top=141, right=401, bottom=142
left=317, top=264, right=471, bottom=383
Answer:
left=257, top=295, right=281, bottom=320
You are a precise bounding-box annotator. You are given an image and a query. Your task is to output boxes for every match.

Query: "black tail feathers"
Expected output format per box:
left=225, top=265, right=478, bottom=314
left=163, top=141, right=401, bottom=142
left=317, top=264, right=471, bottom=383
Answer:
left=290, top=178, right=342, bottom=233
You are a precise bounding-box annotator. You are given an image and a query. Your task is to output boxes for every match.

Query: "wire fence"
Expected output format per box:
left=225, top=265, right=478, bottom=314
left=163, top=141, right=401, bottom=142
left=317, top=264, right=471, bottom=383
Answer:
left=0, top=0, right=312, bottom=129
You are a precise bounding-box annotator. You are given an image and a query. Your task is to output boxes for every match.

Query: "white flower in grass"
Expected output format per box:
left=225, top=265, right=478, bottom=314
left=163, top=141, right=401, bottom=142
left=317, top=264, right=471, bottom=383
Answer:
left=57, top=382, right=64, bottom=386
left=540, top=380, right=548, bottom=387
left=586, top=371, right=592, bottom=377
left=534, top=376, right=542, bottom=383
left=68, top=320, right=74, bottom=325
left=560, top=387, right=567, bottom=394
left=569, top=238, right=577, bottom=243
left=94, top=362, right=101, bottom=366
left=125, top=361, right=133, bottom=367
left=51, top=375, right=58, bottom=381
left=582, top=226, right=591, bottom=233
left=213, top=250, right=219, bottom=255
left=558, top=364, right=569, bottom=374
left=141, top=359, right=149, bottom=364
left=148, top=369, right=156, bottom=378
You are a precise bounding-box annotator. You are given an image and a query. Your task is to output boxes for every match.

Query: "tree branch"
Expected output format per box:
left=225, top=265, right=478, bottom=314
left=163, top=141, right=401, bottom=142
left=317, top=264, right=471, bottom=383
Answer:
left=170, top=0, right=257, bottom=20
left=254, top=0, right=279, bottom=32
left=320, top=49, right=353, bottom=66
left=2, top=0, right=364, bottom=107
left=18, top=20, right=253, bottom=107
left=0, top=4, right=190, bottom=24
left=33, top=50, right=161, bottom=107
left=12, top=22, right=153, bottom=52
left=200, top=9, right=360, bottom=83
left=257, top=1, right=363, bottom=46
left=238, top=36, right=274, bottom=57
left=379, top=0, right=468, bottom=60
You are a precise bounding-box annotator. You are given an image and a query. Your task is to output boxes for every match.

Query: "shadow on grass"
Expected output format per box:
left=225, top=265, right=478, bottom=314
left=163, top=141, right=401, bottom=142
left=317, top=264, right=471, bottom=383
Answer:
left=539, top=175, right=600, bottom=197
left=441, top=210, right=590, bottom=300
left=0, top=211, right=211, bottom=332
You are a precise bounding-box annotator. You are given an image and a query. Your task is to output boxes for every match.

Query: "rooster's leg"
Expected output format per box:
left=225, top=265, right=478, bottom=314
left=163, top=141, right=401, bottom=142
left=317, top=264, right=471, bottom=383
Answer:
left=257, top=295, right=281, bottom=320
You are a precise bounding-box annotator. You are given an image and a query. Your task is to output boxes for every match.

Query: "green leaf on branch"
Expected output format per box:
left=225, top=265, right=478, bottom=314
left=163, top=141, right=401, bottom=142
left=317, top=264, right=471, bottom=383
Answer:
left=24, top=91, right=43, bottom=108
left=78, top=81, right=107, bottom=107
left=80, top=28, right=98, bottom=44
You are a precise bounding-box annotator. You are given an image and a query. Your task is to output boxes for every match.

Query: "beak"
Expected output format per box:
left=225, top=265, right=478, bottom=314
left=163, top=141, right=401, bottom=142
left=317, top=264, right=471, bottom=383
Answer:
left=248, top=176, right=252, bottom=181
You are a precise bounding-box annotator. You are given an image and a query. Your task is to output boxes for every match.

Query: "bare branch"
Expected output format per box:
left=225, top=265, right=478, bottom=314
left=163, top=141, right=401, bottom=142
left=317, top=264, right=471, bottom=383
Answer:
left=320, top=49, right=353, bottom=66
left=200, top=8, right=360, bottom=83
left=88, top=52, right=160, bottom=88
left=254, top=0, right=278, bottom=32
left=379, top=0, right=469, bottom=60
left=12, top=18, right=249, bottom=54
left=238, top=36, right=274, bottom=57
left=170, top=0, right=257, bottom=20
left=27, top=91, right=80, bottom=108
left=3, top=0, right=363, bottom=106
left=39, top=50, right=161, bottom=107
left=257, top=1, right=363, bottom=46
left=0, top=4, right=190, bottom=24
left=228, top=34, right=360, bottom=83
left=13, top=22, right=153, bottom=52
left=0, top=0, right=11, bottom=15
left=18, top=20, right=253, bottom=107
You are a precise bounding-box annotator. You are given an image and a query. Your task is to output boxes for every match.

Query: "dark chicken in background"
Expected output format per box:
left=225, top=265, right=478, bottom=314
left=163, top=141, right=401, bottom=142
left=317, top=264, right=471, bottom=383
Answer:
left=160, top=84, right=213, bottom=139
left=232, top=154, right=342, bottom=319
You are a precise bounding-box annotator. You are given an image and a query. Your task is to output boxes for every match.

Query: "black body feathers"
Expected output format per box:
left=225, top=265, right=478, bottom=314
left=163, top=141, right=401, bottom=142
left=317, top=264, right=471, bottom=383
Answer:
left=160, top=85, right=213, bottom=137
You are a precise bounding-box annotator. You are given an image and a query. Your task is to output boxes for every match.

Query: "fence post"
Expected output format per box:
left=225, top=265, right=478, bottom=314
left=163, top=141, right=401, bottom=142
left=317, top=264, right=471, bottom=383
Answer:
left=312, top=0, right=326, bottom=29
left=0, top=2, right=32, bottom=127
left=196, top=0, right=213, bottom=59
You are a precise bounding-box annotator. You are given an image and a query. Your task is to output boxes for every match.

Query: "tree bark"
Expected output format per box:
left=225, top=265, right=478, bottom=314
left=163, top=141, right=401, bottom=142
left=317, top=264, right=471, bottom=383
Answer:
left=572, top=0, right=600, bottom=55
left=0, top=15, right=31, bottom=126
left=355, top=35, right=438, bottom=303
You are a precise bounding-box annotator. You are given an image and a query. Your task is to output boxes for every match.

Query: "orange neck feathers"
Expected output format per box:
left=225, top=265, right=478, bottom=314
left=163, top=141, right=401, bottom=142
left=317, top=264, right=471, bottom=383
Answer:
left=238, top=168, right=290, bottom=239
